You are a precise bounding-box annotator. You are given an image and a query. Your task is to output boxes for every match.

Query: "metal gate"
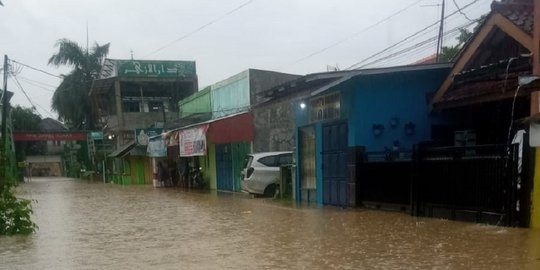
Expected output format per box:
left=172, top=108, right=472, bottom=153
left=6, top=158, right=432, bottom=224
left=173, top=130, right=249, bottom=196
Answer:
left=322, top=122, right=348, bottom=206
left=216, top=144, right=234, bottom=191
left=414, top=144, right=520, bottom=226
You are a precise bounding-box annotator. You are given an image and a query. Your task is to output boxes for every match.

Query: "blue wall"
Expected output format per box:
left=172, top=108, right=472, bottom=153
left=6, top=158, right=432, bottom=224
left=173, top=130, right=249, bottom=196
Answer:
left=344, top=69, right=448, bottom=152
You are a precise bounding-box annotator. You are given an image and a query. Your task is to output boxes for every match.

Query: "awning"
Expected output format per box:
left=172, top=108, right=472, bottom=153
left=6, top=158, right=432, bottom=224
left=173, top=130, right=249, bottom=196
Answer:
left=108, top=141, right=136, bottom=157
left=208, top=112, right=254, bottom=144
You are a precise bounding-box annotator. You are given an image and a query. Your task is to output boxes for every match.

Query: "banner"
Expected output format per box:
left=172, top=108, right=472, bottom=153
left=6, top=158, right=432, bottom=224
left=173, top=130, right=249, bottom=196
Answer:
left=147, top=138, right=167, bottom=157
left=135, top=128, right=163, bottom=146
left=179, top=125, right=209, bottom=157
left=13, top=132, right=87, bottom=141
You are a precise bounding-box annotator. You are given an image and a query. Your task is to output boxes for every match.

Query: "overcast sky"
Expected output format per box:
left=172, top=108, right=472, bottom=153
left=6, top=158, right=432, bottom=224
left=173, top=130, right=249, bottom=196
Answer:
left=0, top=0, right=492, bottom=119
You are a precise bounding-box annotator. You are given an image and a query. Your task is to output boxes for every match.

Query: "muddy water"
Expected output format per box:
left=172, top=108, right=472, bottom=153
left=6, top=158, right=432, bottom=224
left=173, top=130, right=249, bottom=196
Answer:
left=1, top=177, right=539, bottom=270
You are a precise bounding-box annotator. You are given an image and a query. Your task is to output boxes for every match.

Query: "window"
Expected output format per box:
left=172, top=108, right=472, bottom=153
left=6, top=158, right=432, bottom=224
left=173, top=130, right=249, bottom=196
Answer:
left=148, top=101, right=163, bottom=112
left=123, top=101, right=140, bottom=112
left=309, top=92, right=340, bottom=123
left=278, top=154, right=293, bottom=165
left=258, top=155, right=277, bottom=167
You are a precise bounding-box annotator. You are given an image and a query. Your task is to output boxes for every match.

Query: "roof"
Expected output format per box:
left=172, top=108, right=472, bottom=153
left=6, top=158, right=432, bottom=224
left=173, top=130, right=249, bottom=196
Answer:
left=108, top=141, right=135, bottom=157
left=429, top=0, right=534, bottom=110
left=255, top=63, right=452, bottom=106
left=492, top=0, right=533, bottom=35
left=39, top=118, right=67, bottom=132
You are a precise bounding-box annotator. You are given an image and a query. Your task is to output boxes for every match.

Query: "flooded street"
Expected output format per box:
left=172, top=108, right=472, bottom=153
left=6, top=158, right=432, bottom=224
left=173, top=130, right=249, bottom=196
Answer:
left=1, top=177, right=539, bottom=269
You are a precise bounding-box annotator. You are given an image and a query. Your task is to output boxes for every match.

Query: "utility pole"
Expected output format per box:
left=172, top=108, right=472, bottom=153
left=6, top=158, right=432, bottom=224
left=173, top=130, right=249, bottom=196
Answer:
left=435, top=0, right=446, bottom=63
left=1, top=55, right=9, bottom=184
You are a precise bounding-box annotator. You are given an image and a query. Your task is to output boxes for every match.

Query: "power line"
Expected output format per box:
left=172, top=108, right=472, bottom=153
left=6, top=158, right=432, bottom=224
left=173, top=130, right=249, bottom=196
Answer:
left=17, top=75, right=58, bottom=89
left=9, top=74, right=38, bottom=113
left=10, top=74, right=56, bottom=118
left=358, top=20, right=475, bottom=68
left=9, top=59, right=63, bottom=79
left=279, top=0, right=423, bottom=69
left=17, top=77, right=56, bottom=92
left=143, top=0, right=256, bottom=59
left=346, top=0, right=480, bottom=70
left=452, top=0, right=474, bottom=22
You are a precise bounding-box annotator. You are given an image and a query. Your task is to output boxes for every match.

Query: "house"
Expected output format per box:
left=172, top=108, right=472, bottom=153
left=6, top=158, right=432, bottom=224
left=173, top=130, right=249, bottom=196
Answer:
left=293, top=64, right=451, bottom=207
left=425, top=0, right=537, bottom=226
left=167, top=69, right=298, bottom=191
left=89, top=59, right=198, bottom=185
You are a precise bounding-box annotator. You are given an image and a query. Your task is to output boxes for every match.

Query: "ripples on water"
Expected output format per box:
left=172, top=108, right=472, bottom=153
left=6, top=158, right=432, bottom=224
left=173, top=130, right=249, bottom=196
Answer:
left=1, top=177, right=539, bottom=270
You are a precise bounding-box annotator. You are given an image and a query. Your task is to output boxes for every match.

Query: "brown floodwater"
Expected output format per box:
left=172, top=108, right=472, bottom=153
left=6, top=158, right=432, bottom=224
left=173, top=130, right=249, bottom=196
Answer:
left=1, top=177, right=540, bottom=270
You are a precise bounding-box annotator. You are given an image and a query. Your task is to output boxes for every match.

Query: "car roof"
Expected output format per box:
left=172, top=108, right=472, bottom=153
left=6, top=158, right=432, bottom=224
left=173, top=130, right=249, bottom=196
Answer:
left=248, top=151, right=292, bottom=159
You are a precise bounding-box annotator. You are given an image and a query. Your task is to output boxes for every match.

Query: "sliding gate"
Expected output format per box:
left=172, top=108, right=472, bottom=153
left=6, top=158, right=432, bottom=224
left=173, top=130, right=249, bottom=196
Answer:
left=414, top=144, right=523, bottom=226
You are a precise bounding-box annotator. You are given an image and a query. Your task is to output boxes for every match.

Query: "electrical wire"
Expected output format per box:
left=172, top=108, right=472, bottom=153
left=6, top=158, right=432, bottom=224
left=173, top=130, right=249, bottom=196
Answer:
left=143, top=0, right=256, bottom=59
left=9, top=74, right=39, bottom=113
left=9, top=59, right=63, bottom=79
left=279, top=0, right=423, bottom=69
left=17, top=75, right=58, bottom=89
left=9, top=74, right=56, bottom=119
left=345, top=0, right=481, bottom=70
left=361, top=21, right=470, bottom=68
left=17, top=77, right=56, bottom=92
left=452, top=0, right=474, bottom=22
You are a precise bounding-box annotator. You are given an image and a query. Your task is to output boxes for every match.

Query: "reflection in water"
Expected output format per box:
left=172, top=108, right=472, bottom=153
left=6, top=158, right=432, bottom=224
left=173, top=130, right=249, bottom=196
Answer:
left=1, top=177, right=540, bottom=270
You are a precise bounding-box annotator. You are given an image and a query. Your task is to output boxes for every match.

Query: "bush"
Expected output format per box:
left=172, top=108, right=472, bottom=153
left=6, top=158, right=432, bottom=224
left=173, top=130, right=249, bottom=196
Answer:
left=0, top=184, right=37, bottom=235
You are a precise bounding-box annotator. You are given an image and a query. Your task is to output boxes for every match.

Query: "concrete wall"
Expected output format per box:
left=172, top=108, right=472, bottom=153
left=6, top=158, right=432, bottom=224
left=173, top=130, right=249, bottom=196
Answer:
left=253, top=92, right=308, bottom=152
left=248, top=69, right=300, bottom=105
left=108, top=112, right=178, bottom=131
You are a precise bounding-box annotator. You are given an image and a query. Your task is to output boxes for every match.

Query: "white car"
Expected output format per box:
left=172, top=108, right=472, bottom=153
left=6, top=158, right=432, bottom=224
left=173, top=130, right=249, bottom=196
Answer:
left=241, top=152, right=293, bottom=197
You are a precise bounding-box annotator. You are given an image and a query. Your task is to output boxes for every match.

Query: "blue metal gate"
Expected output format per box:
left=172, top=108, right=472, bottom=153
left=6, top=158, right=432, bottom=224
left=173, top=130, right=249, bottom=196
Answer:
left=216, top=144, right=234, bottom=191
left=322, top=122, right=348, bottom=206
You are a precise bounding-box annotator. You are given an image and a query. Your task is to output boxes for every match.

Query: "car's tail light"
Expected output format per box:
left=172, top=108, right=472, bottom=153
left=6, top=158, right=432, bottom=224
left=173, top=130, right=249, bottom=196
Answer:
left=246, top=167, right=254, bottom=178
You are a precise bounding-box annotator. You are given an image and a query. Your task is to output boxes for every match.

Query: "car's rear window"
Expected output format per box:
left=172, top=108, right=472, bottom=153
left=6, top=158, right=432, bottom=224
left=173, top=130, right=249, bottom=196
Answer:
left=258, top=155, right=277, bottom=167
left=258, top=153, right=292, bottom=167
left=243, top=155, right=253, bottom=169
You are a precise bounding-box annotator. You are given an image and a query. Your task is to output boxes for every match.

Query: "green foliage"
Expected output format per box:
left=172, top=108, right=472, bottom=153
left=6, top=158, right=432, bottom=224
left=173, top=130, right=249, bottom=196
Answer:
left=11, top=105, right=41, bottom=132
left=48, top=39, right=110, bottom=130
left=11, top=105, right=46, bottom=162
left=0, top=184, right=37, bottom=235
left=439, top=28, right=473, bottom=62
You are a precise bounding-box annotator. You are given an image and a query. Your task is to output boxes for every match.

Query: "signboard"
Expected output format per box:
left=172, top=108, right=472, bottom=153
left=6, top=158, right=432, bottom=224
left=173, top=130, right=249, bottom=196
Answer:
left=118, top=60, right=196, bottom=79
left=90, top=131, right=104, bottom=140
left=13, top=132, right=87, bottom=141
left=135, top=128, right=163, bottom=146
left=147, top=137, right=167, bottom=157
left=179, top=125, right=209, bottom=157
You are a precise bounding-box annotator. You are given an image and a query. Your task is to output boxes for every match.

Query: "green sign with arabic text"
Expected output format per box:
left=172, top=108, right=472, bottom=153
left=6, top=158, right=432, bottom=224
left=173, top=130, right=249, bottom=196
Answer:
left=118, top=60, right=196, bottom=79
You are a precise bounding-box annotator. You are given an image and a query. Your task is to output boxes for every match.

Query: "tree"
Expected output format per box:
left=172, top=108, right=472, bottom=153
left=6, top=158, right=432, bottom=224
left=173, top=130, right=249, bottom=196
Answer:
left=439, top=14, right=486, bottom=62
left=11, top=106, right=45, bottom=162
left=48, top=39, right=110, bottom=130
left=439, top=28, right=473, bottom=62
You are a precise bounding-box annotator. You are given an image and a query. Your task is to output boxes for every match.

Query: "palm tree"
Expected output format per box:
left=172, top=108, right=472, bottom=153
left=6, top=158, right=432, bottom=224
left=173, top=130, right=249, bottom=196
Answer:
left=48, top=39, right=109, bottom=130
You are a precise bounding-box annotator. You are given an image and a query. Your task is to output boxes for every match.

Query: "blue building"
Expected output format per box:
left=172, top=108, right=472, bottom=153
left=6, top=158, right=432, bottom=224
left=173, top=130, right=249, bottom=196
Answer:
left=293, top=63, right=451, bottom=207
